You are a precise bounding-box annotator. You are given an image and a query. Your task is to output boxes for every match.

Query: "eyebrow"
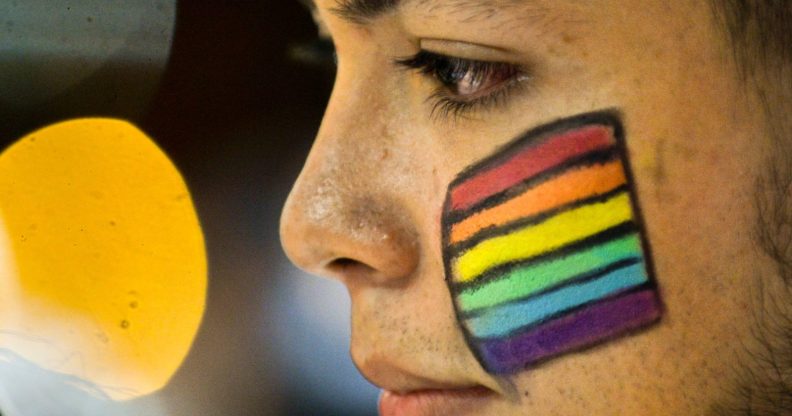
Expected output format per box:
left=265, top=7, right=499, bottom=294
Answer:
left=328, top=0, right=402, bottom=24
left=309, top=0, right=560, bottom=31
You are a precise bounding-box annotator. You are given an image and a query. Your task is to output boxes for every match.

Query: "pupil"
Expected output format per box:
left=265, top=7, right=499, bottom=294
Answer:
left=436, top=60, right=464, bottom=86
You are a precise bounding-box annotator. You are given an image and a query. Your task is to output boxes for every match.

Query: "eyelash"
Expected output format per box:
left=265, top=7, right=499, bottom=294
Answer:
left=395, top=51, right=528, bottom=120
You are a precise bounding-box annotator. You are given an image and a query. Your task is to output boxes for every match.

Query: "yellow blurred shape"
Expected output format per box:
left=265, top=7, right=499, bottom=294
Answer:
left=0, top=119, right=206, bottom=400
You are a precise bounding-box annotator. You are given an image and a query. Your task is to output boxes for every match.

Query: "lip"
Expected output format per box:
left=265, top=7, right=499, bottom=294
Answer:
left=378, top=386, right=493, bottom=416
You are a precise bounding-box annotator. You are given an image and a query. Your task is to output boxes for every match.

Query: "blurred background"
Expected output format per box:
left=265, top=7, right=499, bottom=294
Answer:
left=0, top=1, right=379, bottom=415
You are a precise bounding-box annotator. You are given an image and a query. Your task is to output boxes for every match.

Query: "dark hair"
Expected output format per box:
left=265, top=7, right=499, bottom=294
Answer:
left=710, top=1, right=792, bottom=76
left=709, top=2, right=792, bottom=415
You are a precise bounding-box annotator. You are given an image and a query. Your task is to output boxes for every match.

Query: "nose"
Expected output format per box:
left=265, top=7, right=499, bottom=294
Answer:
left=280, top=79, right=420, bottom=287
left=280, top=177, right=419, bottom=286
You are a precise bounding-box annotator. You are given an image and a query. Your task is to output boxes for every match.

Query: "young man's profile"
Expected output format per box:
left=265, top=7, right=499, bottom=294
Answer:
left=280, top=1, right=792, bottom=414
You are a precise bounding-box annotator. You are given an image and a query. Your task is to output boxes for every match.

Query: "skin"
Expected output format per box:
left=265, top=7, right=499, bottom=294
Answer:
left=280, top=0, right=783, bottom=414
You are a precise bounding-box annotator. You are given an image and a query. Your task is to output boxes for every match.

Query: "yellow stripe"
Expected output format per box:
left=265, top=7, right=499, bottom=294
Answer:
left=453, top=192, right=633, bottom=283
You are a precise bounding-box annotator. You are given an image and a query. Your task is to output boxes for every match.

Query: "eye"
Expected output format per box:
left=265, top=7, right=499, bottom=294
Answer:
left=396, top=51, right=528, bottom=120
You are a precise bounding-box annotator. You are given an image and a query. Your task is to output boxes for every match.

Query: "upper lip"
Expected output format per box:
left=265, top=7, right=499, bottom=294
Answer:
left=362, top=364, right=487, bottom=394
left=352, top=353, right=499, bottom=395
left=390, top=384, right=493, bottom=396
left=378, top=386, right=496, bottom=416
left=384, top=385, right=494, bottom=397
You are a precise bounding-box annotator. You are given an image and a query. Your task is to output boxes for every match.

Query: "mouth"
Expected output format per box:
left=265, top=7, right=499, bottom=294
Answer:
left=378, top=386, right=494, bottom=416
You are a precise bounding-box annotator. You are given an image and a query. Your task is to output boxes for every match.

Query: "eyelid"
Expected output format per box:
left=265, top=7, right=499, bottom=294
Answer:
left=394, top=50, right=530, bottom=121
left=394, top=50, right=525, bottom=78
left=418, top=39, right=524, bottom=65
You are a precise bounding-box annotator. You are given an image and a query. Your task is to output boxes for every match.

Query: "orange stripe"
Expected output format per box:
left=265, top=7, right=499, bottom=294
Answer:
left=450, top=160, right=627, bottom=244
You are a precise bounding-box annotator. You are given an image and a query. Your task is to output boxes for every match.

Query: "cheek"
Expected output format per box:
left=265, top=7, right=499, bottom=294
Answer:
left=440, top=110, right=662, bottom=374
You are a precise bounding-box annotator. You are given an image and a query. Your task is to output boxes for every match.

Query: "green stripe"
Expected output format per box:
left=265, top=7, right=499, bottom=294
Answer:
left=457, top=233, right=644, bottom=312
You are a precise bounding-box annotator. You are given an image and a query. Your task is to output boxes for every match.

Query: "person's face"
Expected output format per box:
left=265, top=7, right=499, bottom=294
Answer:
left=281, top=1, right=776, bottom=414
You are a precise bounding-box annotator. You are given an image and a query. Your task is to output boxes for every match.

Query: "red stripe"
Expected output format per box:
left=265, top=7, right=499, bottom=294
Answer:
left=449, top=125, right=615, bottom=211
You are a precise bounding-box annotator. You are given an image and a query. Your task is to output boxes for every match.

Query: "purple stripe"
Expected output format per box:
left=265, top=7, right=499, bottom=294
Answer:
left=478, top=289, right=661, bottom=374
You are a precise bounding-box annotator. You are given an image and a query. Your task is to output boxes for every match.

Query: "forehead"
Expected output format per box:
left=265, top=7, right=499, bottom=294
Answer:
left=311, top=0, right=567, bottom=25
left=311, top=0, right=609, bottom=45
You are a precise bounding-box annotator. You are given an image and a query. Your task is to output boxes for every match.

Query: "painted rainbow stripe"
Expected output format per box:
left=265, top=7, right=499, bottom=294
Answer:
left=442, top=111, right=662, bottom=374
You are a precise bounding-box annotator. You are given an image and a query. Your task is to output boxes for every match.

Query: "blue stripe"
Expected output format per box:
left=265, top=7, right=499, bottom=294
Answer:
left=466, top=262, right=648, bottom=339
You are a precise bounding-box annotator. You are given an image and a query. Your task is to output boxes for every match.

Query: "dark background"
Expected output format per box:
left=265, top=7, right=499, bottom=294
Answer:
left=1, top=1, right=379, bottom=415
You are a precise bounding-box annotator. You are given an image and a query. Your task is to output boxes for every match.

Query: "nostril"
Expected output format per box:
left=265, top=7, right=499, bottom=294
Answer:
left=330, top=257, right=357, bottom=268
left=327, top=257, right=375, bottom=274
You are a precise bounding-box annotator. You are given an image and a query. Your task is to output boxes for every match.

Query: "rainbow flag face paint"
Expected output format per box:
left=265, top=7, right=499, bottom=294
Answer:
left=442, top=111, right=662, bottom=374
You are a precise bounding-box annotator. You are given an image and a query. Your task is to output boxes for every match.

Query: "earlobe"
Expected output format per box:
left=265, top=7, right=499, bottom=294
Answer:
left=441, top=110, right=663, bottom=374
